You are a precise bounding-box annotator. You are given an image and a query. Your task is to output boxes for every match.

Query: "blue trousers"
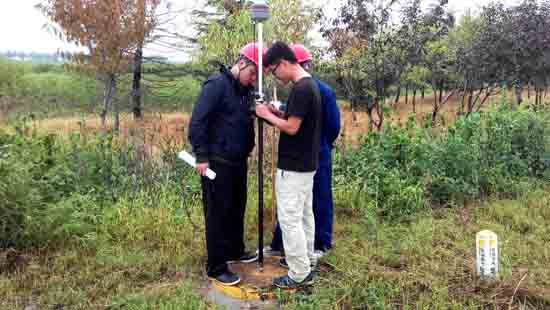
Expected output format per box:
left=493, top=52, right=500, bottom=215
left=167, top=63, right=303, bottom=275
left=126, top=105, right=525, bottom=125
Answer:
left=271, top=149, right=333, bottom=252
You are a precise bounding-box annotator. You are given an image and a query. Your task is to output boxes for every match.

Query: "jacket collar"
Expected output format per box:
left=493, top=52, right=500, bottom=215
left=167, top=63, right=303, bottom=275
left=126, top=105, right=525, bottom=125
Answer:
left=220, top=65, right=253, bottom=96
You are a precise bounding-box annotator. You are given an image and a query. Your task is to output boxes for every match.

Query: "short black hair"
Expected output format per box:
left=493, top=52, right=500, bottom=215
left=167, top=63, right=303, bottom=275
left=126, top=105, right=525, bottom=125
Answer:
left=235, top=55, right=254, bottom=66
left=264, top=41, right=297, bottom=66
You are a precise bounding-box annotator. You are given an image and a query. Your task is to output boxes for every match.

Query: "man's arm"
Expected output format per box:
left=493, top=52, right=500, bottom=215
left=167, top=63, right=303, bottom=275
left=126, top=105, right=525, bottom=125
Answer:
left=256, top=104, right=302, bottom=135
left=188, top=78, right=223, bottom=163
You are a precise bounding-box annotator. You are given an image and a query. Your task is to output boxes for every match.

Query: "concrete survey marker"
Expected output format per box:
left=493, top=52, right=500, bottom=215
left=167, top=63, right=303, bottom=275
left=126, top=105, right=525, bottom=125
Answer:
left=203, top=256, right=292, bottom=309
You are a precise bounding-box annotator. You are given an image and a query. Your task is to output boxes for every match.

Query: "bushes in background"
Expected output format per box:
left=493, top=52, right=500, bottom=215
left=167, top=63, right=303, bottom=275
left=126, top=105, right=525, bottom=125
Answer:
left=335, top=105, right=550, bottom=220
left=2, top=101, right=549, bottom=248
left=0, top=123, right=200, bottom=249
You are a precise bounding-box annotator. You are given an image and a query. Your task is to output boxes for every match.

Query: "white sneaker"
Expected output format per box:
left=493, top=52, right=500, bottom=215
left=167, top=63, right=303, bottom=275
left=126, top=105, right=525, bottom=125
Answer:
left=255, top=246, right=283, bottom=257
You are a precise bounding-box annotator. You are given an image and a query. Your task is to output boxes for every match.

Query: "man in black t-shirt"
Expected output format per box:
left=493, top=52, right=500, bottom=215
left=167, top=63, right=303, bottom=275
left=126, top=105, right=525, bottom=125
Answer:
left=255, top=42, right=322, bottom=289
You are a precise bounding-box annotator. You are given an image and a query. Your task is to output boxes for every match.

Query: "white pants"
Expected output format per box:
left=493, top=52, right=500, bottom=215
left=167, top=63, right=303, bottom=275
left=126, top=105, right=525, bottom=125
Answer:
left=276, top=169, right=316, bottom=282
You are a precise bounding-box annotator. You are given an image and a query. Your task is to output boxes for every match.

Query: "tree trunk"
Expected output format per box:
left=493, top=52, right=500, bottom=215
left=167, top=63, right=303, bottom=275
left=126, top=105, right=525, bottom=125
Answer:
left=475, top=87, right=492, bottom=113
left=515, top=81, right=523, bottom=105
left=432, top=86, right=439, bottom=124
left=432, top=105, right=439, bottom=124
left=471, top=87, right=483, bottom=112
left=367, top=107, right=374, bottom=132
left=412, top=89, right=417, bottom=114
left=394, top=86, right=401, bottom=104
left=434, top=89, right=458, bottom=122
left=460, top=81, right=467, bottom=115
left=132, top=46, right=144, bottom=119
left=439, top=85, right=443, bottom=104
left=507, top=84, right=513, bottom=109
left=467, top=90, right=474, bottom=114
left=405, top=84, right=409, bottom=105
left=527, top=82, right=531, bottom=99
left=375, top=100, right=384, bottom=131
left=460, top=93, right=465, bottom=114
left=421, top=87, right=425, bottom=99
left=351, top=102, right=357, bottom=123
left=113, top=77, right=119, bottom=133
left=100, top=74, right=116, bottom=128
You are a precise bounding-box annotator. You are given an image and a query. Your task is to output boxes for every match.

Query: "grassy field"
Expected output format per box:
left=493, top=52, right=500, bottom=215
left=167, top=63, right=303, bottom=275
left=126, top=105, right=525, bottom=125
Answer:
left=0, top=59, right=200, bottom=125
left=2, top=60, right=550, bottom=309
left=2, top=183, right=549, bottom=309
left=3, top=92, right=471, bottom=154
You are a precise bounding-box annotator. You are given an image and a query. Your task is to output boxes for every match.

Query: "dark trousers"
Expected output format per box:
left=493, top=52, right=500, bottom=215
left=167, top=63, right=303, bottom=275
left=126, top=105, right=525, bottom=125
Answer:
left=201, top=160, right=248, bottom=277
left=271, top=150, right=334, bottom=252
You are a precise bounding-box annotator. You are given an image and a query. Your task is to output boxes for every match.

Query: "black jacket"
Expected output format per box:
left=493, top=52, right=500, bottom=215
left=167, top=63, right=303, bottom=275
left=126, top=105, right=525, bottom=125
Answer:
left=188, top=66, right=255, bottom=163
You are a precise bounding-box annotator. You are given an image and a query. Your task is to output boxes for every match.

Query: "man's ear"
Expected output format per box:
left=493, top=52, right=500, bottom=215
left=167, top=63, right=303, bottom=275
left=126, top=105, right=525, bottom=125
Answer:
left=237, top=59, right=245, bottom=69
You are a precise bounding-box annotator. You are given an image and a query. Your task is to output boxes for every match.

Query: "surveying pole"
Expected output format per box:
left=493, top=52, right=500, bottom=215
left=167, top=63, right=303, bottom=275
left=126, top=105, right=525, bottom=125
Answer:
left=250, top=0, right=270, bottom=269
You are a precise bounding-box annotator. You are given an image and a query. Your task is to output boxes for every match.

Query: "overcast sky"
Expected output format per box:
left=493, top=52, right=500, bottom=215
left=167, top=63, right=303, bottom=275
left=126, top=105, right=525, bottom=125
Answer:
left=0, top=0, right=519, bottom=60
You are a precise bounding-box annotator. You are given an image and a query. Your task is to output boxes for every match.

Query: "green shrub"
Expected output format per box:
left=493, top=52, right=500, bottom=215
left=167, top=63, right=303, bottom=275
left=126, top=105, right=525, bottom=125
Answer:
left=0, top=125, right=200, bottom=249
left=17, top=72, right=98, bottom=105
left=31, top=63, right=64, bottom=74
left=0, top=58, right=30, bottom=96
left=146, top=75, right=201, bottom=112
left=335, top=105, right=550, bottom=219
left=0, top=141, right=41, bottom=248
left=483, top=106, right=550, bottom=180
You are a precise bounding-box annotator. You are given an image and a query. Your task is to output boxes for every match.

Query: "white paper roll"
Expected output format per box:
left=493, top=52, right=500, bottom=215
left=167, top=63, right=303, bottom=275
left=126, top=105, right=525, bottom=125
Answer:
left=178, top=150, right=216, bottom=180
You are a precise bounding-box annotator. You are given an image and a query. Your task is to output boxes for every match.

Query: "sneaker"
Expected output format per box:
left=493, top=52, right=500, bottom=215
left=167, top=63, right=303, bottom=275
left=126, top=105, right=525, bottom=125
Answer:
left=273, top=272, right=314, bottom=289
left=227, top=251, right=258, bottom=264
left=256, top=245, right=283, bottom=257
left=209, top=271, right=241, bottom=286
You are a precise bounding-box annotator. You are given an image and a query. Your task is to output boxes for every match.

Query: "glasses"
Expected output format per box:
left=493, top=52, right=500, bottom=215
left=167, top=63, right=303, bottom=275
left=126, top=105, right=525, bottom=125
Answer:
left=269, top=62, right=281, bottom=76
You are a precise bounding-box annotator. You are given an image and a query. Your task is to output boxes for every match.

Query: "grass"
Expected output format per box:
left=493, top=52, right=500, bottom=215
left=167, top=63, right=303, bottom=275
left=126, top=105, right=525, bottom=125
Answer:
left=0, top=59, right=200, bottom=123
left=280, top=187, right=550, bottom=309
left=0, top=194, right=209, bottom=309
left=2, top=181, right=549, bottom=309
left=1, top=73, right=549, bottom=308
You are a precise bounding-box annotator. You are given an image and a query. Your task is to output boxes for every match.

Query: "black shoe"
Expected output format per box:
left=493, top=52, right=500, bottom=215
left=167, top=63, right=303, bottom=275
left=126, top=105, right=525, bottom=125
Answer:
left=209, top=271, right=241, bottom=286
left=273, top=272, right=314, bottom=289
left=227, top=251, right=258, bottom=264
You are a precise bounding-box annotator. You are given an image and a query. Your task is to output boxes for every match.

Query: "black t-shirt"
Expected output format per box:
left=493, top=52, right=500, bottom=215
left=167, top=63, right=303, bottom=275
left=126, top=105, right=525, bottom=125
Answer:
left=278, top=77, right=322, bottom=172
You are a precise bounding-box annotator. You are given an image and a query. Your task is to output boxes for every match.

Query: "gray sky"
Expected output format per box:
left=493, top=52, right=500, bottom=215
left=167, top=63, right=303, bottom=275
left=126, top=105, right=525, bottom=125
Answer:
left=0, top=0, right=518, bottom=60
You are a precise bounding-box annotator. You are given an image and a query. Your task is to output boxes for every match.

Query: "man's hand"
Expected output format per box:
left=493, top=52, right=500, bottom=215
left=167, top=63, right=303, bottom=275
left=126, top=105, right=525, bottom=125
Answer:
left=268, top=103, right=285, bottom=117
left=196, top=162, right=209, bottom=176
left=255, top=104, right=272, bottom=119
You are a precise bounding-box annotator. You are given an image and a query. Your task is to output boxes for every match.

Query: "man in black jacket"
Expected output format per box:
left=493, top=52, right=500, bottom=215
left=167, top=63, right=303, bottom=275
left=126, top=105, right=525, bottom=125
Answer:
left=188, top=43, right=265, bottom=286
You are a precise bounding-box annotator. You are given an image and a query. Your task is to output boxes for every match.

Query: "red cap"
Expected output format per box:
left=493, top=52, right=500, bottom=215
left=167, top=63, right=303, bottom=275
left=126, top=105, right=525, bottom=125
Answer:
left=290, top=44, right=313, bottom=63
left=240, top=43, right=267, bottom=67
